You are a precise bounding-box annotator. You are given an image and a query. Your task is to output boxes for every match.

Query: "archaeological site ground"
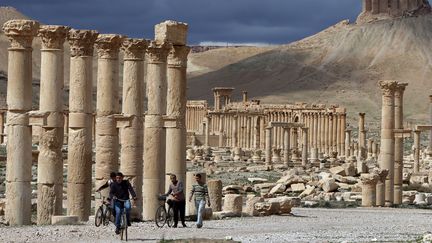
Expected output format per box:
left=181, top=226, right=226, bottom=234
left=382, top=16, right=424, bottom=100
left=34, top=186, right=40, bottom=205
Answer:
left=0, top=1, right=432, bottom=242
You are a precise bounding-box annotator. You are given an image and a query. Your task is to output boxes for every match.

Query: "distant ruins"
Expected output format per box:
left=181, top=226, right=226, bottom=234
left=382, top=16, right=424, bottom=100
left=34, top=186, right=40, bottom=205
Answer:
left=358, top=0, right=431, bottom=23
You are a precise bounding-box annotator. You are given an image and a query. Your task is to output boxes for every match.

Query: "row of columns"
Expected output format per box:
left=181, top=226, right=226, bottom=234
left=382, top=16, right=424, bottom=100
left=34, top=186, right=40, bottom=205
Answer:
left=363, top=0, right=427, bottom=15
left=3, top=19, right=190, bottom=225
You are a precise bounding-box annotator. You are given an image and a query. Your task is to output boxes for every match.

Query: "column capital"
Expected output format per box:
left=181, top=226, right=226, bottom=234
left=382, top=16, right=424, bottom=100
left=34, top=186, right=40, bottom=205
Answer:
left=3, top=19, right=40, bottom=49
left=68, top=29, right=99, bottom=57
left=95, top=34, right=125, bottom=59
left=394, top=82, right=408, bottom=98
left=378, top=80, right=398, bottom=96
left=360, top=174, right=379, bottom=185
left=359, top=112, right=365, bottom=117
left=121, top=38, right=148, bottom=60
left=168, top=45, right=191, bottom=68
left=38, top=25, right=70, bottom=50
left=146, top=41, right=172, bottom=64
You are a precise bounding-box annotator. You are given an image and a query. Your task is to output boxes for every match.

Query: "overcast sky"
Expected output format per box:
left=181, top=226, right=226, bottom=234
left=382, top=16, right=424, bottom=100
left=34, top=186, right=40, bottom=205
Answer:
left=3, top=0, right=361, bottom=45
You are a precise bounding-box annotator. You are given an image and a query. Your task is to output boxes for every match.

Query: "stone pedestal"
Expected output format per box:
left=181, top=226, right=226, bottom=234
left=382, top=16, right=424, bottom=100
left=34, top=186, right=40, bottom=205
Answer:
left=208, top=180, right=222, bottom=212
left=120, top=38, right=147, bottom=219
left=361, top=174, right=379, bottom=207
left=95, top=34, right=123, bottom=203
left=3, top=19, right=40, bottom=226
left=67, top=29, right=99, bottom=221
left=378, top=80, right=397, bottom=207
left=142, top=41, right=171, bottom=220
left=37, top=25, right=69, bottom=225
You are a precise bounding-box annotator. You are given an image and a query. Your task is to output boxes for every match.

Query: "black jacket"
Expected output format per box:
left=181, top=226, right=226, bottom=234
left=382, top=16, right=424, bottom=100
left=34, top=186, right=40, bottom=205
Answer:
left=109, top=180, right=137, bottom=200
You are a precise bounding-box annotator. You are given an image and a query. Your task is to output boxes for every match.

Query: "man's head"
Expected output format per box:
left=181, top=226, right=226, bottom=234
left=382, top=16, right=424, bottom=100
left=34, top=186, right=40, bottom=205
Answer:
left=110, top=172, right=116, bottom=180
left=170, top=174, right=177, bottom=183
left=116, top=172, right=124, bottom=183
left=195, top=173, right=202, bottom=183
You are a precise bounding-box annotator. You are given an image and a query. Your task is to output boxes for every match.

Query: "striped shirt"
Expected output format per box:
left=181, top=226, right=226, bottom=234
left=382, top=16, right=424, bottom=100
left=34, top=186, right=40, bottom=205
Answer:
left=191, top=183, right=208, bottom=202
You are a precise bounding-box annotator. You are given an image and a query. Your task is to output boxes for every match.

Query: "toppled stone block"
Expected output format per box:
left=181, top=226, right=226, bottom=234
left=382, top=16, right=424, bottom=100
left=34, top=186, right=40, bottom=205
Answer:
left=248, top=177, right=268, bottom=184
left=254, top=183, right=276, bottom=192
left=51, top=216, right=79, bottom=225
left=254, top=201, right=280, bottom=216
left=290, top=183, right=306, bottom=192
left=269, top=183, right=286, bottom=195
left=155, top=20, right=188, bottom=45
left=329, top=166, right=346, bottom=176
left=243, top=195, right=264, bottom=216
left=299, top=186, right=315, bottom=198
left=268, top=196, right=293, bottom=214
left=322, top=178, right=339, bottom=192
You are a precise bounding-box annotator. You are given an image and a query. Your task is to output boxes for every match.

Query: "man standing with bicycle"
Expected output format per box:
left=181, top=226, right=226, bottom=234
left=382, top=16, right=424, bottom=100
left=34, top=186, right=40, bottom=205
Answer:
left=163, top=174, right=187, bottom=228
left=110, top=172, right=137, bottom=235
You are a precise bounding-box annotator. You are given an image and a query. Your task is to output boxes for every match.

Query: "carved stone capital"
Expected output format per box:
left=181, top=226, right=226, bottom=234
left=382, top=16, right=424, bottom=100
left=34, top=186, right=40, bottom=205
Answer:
left=372, top=168, right=389, bottom=182
left=38, top=25, right=70, bottom=50
left=95, top=34, right=125, bottom=59
left=360, top=174, right=379, bottom=185
left=2, top=19, right=40, bottom=49
left=67, top=29, right=99, bottom=57
left=378, top=80, right=398, bottom=96
left=168, top=45, right=190, bottom=68
left=394, top=82, right=408, bottom=98
left=146, top=41, right=172, bottom=64
left=121, top=38, right=148, bottom=60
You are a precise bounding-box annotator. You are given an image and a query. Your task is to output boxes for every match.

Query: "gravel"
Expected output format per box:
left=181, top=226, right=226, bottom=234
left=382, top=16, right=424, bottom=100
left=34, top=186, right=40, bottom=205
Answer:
left=1, top=207, right=431, bottom=242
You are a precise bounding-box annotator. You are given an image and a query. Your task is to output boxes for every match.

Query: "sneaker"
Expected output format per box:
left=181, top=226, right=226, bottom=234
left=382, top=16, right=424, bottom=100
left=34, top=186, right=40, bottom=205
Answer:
left=182, top=223, right=187, bottom=228
left=196, top=224, right=202, bottom=228
left=115, top=228, right=120, bottom=235
left=173, top=224, right=177, bottom=228
left=127, top=222, right=131, bottom=227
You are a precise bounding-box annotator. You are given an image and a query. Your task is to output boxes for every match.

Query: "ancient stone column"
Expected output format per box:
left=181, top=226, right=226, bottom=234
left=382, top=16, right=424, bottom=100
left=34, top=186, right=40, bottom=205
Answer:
left=204, top=116, right=211, bottom=146
left=120, top=38, right=147, bottom=219
left=367, top=139, right=373, bottom=160
left=232, top=115, right=238, bottom=147
left=3, top=19, right=39, bottom=226
left=166, top=43, right=190, bottom=191
left=324, top=113, right=330, bottom=155
left=372, top=0, right=380, bottom=13
left=358, top=113, right=366, bottom=160
left=320, top=113, right=325, bottom=155
left=313, top=113, right=318, bottom=150
left=37, top=25, right=69, bottom=225
left=259, top=116, right=265, bottom=149
left=394, top=83, right=407, bottom=205
left=292, top=127, right=299, bottom=161
left=329, top=113, right=334, bottom=153
left=265, top=126, right=272, bottom=165
left=345, top=130, right=351, bottom=157
left=428, top=94, right=432, bottom=157
left=372, top=140, right=379, bottom=159
left=375, top=169, right=389, bottom=207
left=95, top=34, right=123, bottom=202
left=218, top=114, right=224, bottom=147
left=340, top=114, right=346, bottom=157
left=302, top=127, right=309, bottom=167
left=143, top=41, right=171, bottom=220
left=67, top=29, right=98, bottom=221
left=379, top=0, right=389, bottom=13
left=414, top=130, right=421, bottom=173
left=361, top=174, right=379, bottom=207
left=336, top=114, right=342, bottom=156
left=208, top=180, right=222, bottom=212
left=332, top=113, right=338, bottom=153
left=283, top=127, right=291, bottom=166
left=378, top=80, right=397, bottom=206
left=364, top=0, right=372, bottom=12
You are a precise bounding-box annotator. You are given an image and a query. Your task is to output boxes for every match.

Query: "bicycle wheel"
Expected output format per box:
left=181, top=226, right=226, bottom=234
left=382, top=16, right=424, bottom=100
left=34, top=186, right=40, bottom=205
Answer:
left=155, top=206, right=167, bottom=228
left=95, top=207, right=103, bottom=227
left=120, top=213, right=128, bottom=241
left=103, top=207, right=111, bottom=226
left=166, top=207, right=175, bottom=228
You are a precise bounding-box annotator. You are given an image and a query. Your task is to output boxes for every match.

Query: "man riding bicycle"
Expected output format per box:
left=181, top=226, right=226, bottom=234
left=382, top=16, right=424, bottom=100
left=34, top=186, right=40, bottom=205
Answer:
left=109, top=172, right=137, bottom=234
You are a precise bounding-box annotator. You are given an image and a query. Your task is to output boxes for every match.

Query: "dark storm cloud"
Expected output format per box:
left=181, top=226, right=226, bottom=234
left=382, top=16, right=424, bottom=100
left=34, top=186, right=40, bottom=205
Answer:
left=2, top=0, right=361, bottom=44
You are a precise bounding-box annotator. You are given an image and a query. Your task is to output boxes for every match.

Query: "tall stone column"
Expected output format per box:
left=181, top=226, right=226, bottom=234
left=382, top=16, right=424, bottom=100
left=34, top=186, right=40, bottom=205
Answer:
left=428, top=94, right=432, bottom=157
left=367, top=139, right=373, bottom=159
left=329, top=113, right=334, bottom=153
left=37, top=25, right=69, bottom=225
left=67, top=29, right=98, bottom=221
left=320, top=113, right=325, bottom=154
left=345, top=130, right=351, bottom=157
left=265, top=126, right=272, bottom=165
left=292, top=128, right=299, bottom=161
left=324, top=114, right=329, bottom=155
left=340, top=114, right=346, bottom=157
left=332, top=113, right=338, bottom=153
left=313, top=113, right=318, bottom=150
left=259, top=116, right=265, bottom=149
left=283, top=127, right=291, bottom=166
left=166, top=44, right=190, bottom=190
left=95, top=34, right=123, bottom=201
left=414, top=130, right=421, bottom=173
left=232, top=115, right=238, bottom=147
left=205, top=116, right=211, bottom=146
left=120, top=38, right=147, bottom=219
left=301, top=127, right=309, bottom=167
left=358, top=113, right=367, bottom=160
left=3, top=19, right=39, bottom=226
left=378, top=80, right=397, bottom=206
left=142, top=41, right=171, bottom=220
left=394, top=83, right=407, bottom=205
left=218, top=114, right=224, bottom=147
left=336, top=114, right=341, bottom=156
left=0, top=112, right=4, bottom=144
left=372, top=0, right=380, bottom=14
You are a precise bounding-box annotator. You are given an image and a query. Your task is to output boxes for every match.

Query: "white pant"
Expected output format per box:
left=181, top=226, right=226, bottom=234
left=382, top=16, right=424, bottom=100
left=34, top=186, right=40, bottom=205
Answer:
left=195, top=199, right=205, bottom=227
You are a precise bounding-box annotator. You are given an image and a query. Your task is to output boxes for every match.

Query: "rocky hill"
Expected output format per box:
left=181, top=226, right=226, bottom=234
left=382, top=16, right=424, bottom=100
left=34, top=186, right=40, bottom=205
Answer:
left=187, top=16, right=432, bottom=124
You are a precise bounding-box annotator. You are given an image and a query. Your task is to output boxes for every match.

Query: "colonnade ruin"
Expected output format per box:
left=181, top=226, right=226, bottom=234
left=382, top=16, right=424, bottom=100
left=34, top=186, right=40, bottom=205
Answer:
left=1, top=18, right=432, bottom=227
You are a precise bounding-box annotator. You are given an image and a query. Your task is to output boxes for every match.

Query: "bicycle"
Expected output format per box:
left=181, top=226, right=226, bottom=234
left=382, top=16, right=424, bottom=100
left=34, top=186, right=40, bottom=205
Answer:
left=155, top=195, right=175, bottom=228
left=95, top=192, right=113, bottom=227
left=115, top=198, right=129, bottom=241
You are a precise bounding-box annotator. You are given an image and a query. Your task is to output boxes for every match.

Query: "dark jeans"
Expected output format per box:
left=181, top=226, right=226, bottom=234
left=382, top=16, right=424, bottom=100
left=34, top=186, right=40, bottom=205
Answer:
left=114, top=200, right=131, bottom=229
left=168, top=199, right=186, bottom=225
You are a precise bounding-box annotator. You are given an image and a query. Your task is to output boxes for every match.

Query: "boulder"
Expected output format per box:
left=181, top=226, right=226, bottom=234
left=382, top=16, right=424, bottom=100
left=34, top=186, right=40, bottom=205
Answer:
left=329, top=166, right=346, bottom=176
left=268, top=196, right=294, bottom=214
left=254, top=201, right=280, bottom=216
left=243, top=196, right=264, bottom=216
left=290, top=183, right=306, bottom=192
left=299, top=186, right=316, bottom=198
left=269, top=183, right=286, bottom=195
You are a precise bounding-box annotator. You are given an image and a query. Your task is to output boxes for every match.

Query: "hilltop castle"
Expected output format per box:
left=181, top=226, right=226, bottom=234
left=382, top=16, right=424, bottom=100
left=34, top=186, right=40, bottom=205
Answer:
left=358, top=0, right=431, bottom=23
